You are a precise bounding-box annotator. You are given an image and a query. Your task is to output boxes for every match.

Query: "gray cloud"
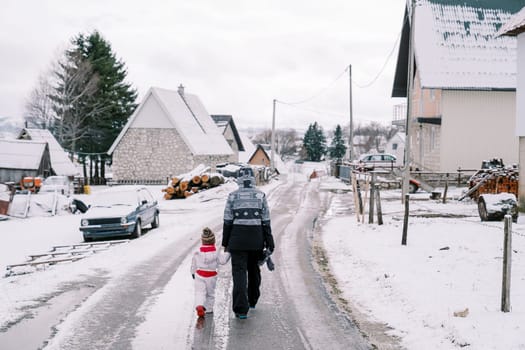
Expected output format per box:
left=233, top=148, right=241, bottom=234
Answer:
left=0, top=0, right=407, bottom=132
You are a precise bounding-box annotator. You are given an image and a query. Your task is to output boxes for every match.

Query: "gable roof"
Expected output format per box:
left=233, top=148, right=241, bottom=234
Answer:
left=18, top=128, right=78, bottom=176
left=498, top=6, right=525, bottom=36
left=392, top=0, right=522, bottom=97
left=211, top=115, right=245, bottom=151
left=248, top=144, right=271, bottom=164
left=108, top=87, right=233, bottom=156
left=238, top=133, right=256, bottom=163
left=0, top=139, right=47, bottom=170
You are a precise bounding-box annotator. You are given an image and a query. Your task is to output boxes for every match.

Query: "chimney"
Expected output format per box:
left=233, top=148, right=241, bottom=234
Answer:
left=177, top=84, right=185, bottom=96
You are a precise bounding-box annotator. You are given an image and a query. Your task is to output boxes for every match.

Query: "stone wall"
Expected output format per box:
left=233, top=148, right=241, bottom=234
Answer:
left=112, top=128, right=233, bottom=182
left=112, top=128, right=193, bottom=182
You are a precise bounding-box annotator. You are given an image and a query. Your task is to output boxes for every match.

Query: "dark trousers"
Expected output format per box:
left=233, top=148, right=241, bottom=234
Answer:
left=230, top=250, right=262, bottom=314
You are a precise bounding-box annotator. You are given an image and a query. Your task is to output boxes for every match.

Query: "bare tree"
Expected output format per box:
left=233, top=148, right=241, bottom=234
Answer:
left=276, top=129, right=298, bottom=158
left=252, top=128, right=299, bottom=158
left=24, top=72, right=55, bottom=129
left=51, top=52, right=105, bottom=155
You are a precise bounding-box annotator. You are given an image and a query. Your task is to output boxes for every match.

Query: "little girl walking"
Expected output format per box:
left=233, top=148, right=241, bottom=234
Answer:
left=191, top=227, right=230, bottom=318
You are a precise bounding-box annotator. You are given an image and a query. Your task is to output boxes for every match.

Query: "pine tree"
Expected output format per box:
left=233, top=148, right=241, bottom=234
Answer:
left=47, top=30, right=137, bottom=181
left=329, top=124, right=347, bottom=161
left=302, top=122, right=326, bottom=161
left=73, top=31, right=138, bottom=180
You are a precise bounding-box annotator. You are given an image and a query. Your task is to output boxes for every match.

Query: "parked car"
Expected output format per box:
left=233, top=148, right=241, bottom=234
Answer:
left=79, top=186, right=160, bottom=242
left=355, top=153, right=397, bottom=171
left=40, top=176, right=73, bottom=196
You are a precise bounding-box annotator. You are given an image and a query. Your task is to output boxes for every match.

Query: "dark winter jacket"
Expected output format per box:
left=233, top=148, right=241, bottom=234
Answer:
left=222, top=177, right=274, bottom=252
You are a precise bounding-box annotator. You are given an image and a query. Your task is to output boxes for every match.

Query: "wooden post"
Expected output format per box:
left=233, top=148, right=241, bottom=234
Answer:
left=375, top=184, right=383, bottom=225
left=401, top=194, right=409, bottom=245
left=351, top=172, right=361, bottom=221
left=442, top=175, right=449, bottom=204
left=362, top=175, right=370, bottom=224
left=369, top=173, right=375, bottom=224
left=501, top=215, right=512, bottom=312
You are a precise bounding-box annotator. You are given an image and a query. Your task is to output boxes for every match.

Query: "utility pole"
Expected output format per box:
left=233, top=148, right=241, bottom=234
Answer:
left=271, top=99, right=276, bottom=170
left=402, top=0, right=416, bottom=198
left=348, top=64, right=354, bottom=161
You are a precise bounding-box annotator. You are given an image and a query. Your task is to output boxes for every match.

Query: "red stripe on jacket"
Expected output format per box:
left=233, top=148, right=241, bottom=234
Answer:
left=196, top=269, right=218, bottom=277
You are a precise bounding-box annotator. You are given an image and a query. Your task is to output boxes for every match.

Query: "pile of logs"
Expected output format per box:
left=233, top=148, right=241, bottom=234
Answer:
left=162, top=165, right=225, bottom=200
left=461, top=166, right=519, bottom=201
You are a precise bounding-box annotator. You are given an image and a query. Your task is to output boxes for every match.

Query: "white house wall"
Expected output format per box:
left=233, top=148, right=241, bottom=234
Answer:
left=132, top=95, right=173, bottom=128
left=440, top=90, right=518, bottom=172
left=518, top=34, right=525, bottom=136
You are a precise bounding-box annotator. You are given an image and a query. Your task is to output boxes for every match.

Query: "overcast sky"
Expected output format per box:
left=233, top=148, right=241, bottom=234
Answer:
left=0, top=0, right=407, bottom=132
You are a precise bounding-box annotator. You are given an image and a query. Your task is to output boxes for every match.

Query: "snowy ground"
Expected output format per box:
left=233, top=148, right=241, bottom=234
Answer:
left=2, top=161, right=525, bottom=349
left=319, top=176, right=525, bottom=350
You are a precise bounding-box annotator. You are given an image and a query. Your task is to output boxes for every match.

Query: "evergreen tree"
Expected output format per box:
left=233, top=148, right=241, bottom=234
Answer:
left=302, top=122, right=326, bottom=161
left=329, top=124, right=346, bottom=161
left=73, top=31, right=138, bottom=180
left=48, top=30, right=137, bottom=181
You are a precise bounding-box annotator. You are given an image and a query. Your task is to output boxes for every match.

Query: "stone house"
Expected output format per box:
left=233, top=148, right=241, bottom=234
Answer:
left=392, top=0, right=523, bottom=172
left=108, top=86, right=233, bottom=183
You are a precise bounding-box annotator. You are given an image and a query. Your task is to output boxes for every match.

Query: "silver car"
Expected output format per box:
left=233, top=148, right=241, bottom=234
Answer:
left=79, top=186, right=160, bottom=242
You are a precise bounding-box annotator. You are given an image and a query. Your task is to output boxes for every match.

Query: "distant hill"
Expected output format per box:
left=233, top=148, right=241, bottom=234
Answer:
left=0, top=116, right=24, bottom=139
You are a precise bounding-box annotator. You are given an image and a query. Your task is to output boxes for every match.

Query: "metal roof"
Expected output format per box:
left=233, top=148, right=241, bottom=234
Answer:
left=18, top=128, right=78, bottom=176
left=0, top=139, right=47, bottom=170
left=498, top=6, right=525, bottom=36
left=393, top=0, right=522, bottom=97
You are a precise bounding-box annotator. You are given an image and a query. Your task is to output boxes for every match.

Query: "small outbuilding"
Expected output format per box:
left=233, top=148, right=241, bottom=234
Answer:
left=0, top=139, right=52, bottom=182
left=17, top=128, right=78, bottom=177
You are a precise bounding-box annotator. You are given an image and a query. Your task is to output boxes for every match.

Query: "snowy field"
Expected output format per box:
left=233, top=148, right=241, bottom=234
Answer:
left=2, top=161, right=525, bottom=349
left=319, top=176, right=525, bottom=350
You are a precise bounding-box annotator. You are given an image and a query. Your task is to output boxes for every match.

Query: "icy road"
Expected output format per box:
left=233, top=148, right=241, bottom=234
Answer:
left=1, top=169, right=372, bottom=350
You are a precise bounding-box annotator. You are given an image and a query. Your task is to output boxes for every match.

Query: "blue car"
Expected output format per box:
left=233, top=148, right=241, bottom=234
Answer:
left=79, top=186, right=160, bottom=242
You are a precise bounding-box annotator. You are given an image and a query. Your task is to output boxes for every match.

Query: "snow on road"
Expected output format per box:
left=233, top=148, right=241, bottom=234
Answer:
left=2, top=161, right=525, bottom=349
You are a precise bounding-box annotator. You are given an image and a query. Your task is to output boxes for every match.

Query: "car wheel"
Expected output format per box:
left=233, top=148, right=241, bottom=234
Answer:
left=131, top=220, right=142, bottom=239
left=151, top=213, right=159, bottom=229
left=478, top=198, right=489, bottom=221
left=409, top=182, right=419, bottom=194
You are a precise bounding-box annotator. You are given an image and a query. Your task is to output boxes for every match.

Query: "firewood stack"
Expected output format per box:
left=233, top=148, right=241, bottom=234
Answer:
left=467, top=166, right=519, bottom=201
left=162, top=165, right=225, bottom=200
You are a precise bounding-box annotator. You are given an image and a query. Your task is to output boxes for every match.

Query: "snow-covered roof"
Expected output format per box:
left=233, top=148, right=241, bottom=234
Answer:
left=109, top=87, right=232, bottom=156
left=0, top=139, right=47, bottom=170
left=18, top=128, right=78, bottom=176
left=416, top=0, right=517, bottom=89
left=211, top=115, right=245, bottom=152
left=393, top=0, right=522, bottom=96
left=238, top=133, right=256, bottom=163
left=498, top=6, right=525, bottom=36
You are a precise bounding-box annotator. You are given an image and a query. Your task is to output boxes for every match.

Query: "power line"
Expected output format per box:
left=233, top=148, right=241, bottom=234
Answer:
left=277, top=67, right=348, bottom=105
left=352, top=30, right=402, bottom=89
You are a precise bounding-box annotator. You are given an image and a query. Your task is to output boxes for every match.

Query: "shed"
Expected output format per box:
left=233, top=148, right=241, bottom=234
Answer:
left=18, top=128, right=78, bottom=177
left=0, top=139, right=52, bottom=182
